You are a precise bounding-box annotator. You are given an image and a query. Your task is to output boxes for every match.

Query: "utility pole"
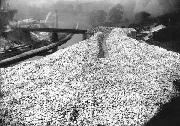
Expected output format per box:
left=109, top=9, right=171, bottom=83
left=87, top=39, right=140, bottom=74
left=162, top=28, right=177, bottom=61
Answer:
left=52, top=9, right=59, bottom=52
left=55, top=9, right=58, bottom=28
left=0, top=0, right=2, bottom=10
left=1, top=0, right=8, bottom=10
left=0, top=0, right=5, bottom=10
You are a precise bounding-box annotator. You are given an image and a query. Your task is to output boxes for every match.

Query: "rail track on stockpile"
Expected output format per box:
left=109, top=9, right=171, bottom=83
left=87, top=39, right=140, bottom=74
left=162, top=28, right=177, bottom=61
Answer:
left=0, top=26, right=125, bottom=68
left=1, top=22, right=180, bottom=68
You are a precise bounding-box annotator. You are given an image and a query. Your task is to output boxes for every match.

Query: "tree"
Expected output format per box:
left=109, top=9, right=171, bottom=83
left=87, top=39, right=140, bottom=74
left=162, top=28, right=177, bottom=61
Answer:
left=88, top=10, right=107, bottom=27
left=108, top=4, right=124, bottom=24
left=135, top=11, right=151, bottom=23
left=142, top=0, right=151, bottom=7
left=76, top=4, right=83, bottom=14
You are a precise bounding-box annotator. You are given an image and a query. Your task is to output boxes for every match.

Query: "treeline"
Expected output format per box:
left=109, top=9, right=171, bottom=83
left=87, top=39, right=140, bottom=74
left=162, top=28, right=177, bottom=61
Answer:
left=10, top=0, right=180, bottom=29
left=88, top=3, right=154, bottom=28
left=88, top=4, right=125, bottom=27
left=11, top=0, right=112, bottom=20
left=10, top=0, right=113, bottom=29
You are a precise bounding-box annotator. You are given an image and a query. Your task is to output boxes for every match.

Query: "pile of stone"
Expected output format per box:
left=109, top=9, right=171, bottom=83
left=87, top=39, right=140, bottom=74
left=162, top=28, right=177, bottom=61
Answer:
left=0, top=28, right=180, bottom=126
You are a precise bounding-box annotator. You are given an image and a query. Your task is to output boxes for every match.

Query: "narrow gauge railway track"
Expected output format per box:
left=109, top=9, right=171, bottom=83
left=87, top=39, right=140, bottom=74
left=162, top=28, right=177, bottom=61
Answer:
left=0, top=34, right=73, bottom=68
left=0, top=26, right=89, bottom=68
left=0, top=26, right=136, bottom=68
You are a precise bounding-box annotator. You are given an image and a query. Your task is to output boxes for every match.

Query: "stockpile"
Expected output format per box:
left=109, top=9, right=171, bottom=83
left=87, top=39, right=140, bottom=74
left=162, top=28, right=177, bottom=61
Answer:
left=1, top=28, right=180, bottom=126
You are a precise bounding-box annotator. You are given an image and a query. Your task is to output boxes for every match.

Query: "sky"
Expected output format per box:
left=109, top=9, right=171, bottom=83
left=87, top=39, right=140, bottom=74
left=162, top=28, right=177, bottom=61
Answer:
left=10, top=0, right=177, bottom=7
left=13, top=0, right=177, bottom=9
left=24, top=0, right=59, bottom=6
left=10, top=0, right=178, bottom=17
left=10, top=0, right=59, bottom=7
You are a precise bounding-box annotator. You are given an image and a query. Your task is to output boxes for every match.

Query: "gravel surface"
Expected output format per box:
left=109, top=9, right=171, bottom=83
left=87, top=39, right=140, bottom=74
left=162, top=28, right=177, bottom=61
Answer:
left=1, top=28, right=180, bottom=126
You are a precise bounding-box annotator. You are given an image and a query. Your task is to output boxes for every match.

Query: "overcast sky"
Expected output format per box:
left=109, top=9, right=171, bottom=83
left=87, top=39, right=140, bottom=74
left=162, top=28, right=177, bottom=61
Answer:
left=12, top=0, right=177, bottom=6
left=11, top=0, right=116, bottom=6
left=11, top=0, right=177, bottom=16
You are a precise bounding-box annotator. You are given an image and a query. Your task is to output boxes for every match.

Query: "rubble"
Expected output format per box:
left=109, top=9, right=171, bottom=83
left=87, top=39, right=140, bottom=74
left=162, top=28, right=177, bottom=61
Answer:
left=150, top=24, right=166, bottom=33
left=1, top=27, right=180, bottom=126
left=152, top=25, right=180, bottom=42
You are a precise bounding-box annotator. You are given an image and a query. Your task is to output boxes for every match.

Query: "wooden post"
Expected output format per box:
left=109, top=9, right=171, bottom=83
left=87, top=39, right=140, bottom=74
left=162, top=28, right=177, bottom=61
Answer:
left=0, top=0, right=2, bottom=10
left=51, top=32, right=58, bottom=52
left=97, top=33, right=105, bottom=58
left=83, top=33, right=87, bottom=40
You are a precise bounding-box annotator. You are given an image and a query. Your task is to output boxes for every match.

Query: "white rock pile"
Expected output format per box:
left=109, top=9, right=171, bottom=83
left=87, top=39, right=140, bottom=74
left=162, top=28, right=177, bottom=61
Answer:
left=1, top=28, right=180, bottom=126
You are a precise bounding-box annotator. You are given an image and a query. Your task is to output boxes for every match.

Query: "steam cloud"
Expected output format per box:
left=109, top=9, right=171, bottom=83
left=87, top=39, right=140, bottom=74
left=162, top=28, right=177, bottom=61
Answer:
left=110, top=0, right=178, bottom=18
